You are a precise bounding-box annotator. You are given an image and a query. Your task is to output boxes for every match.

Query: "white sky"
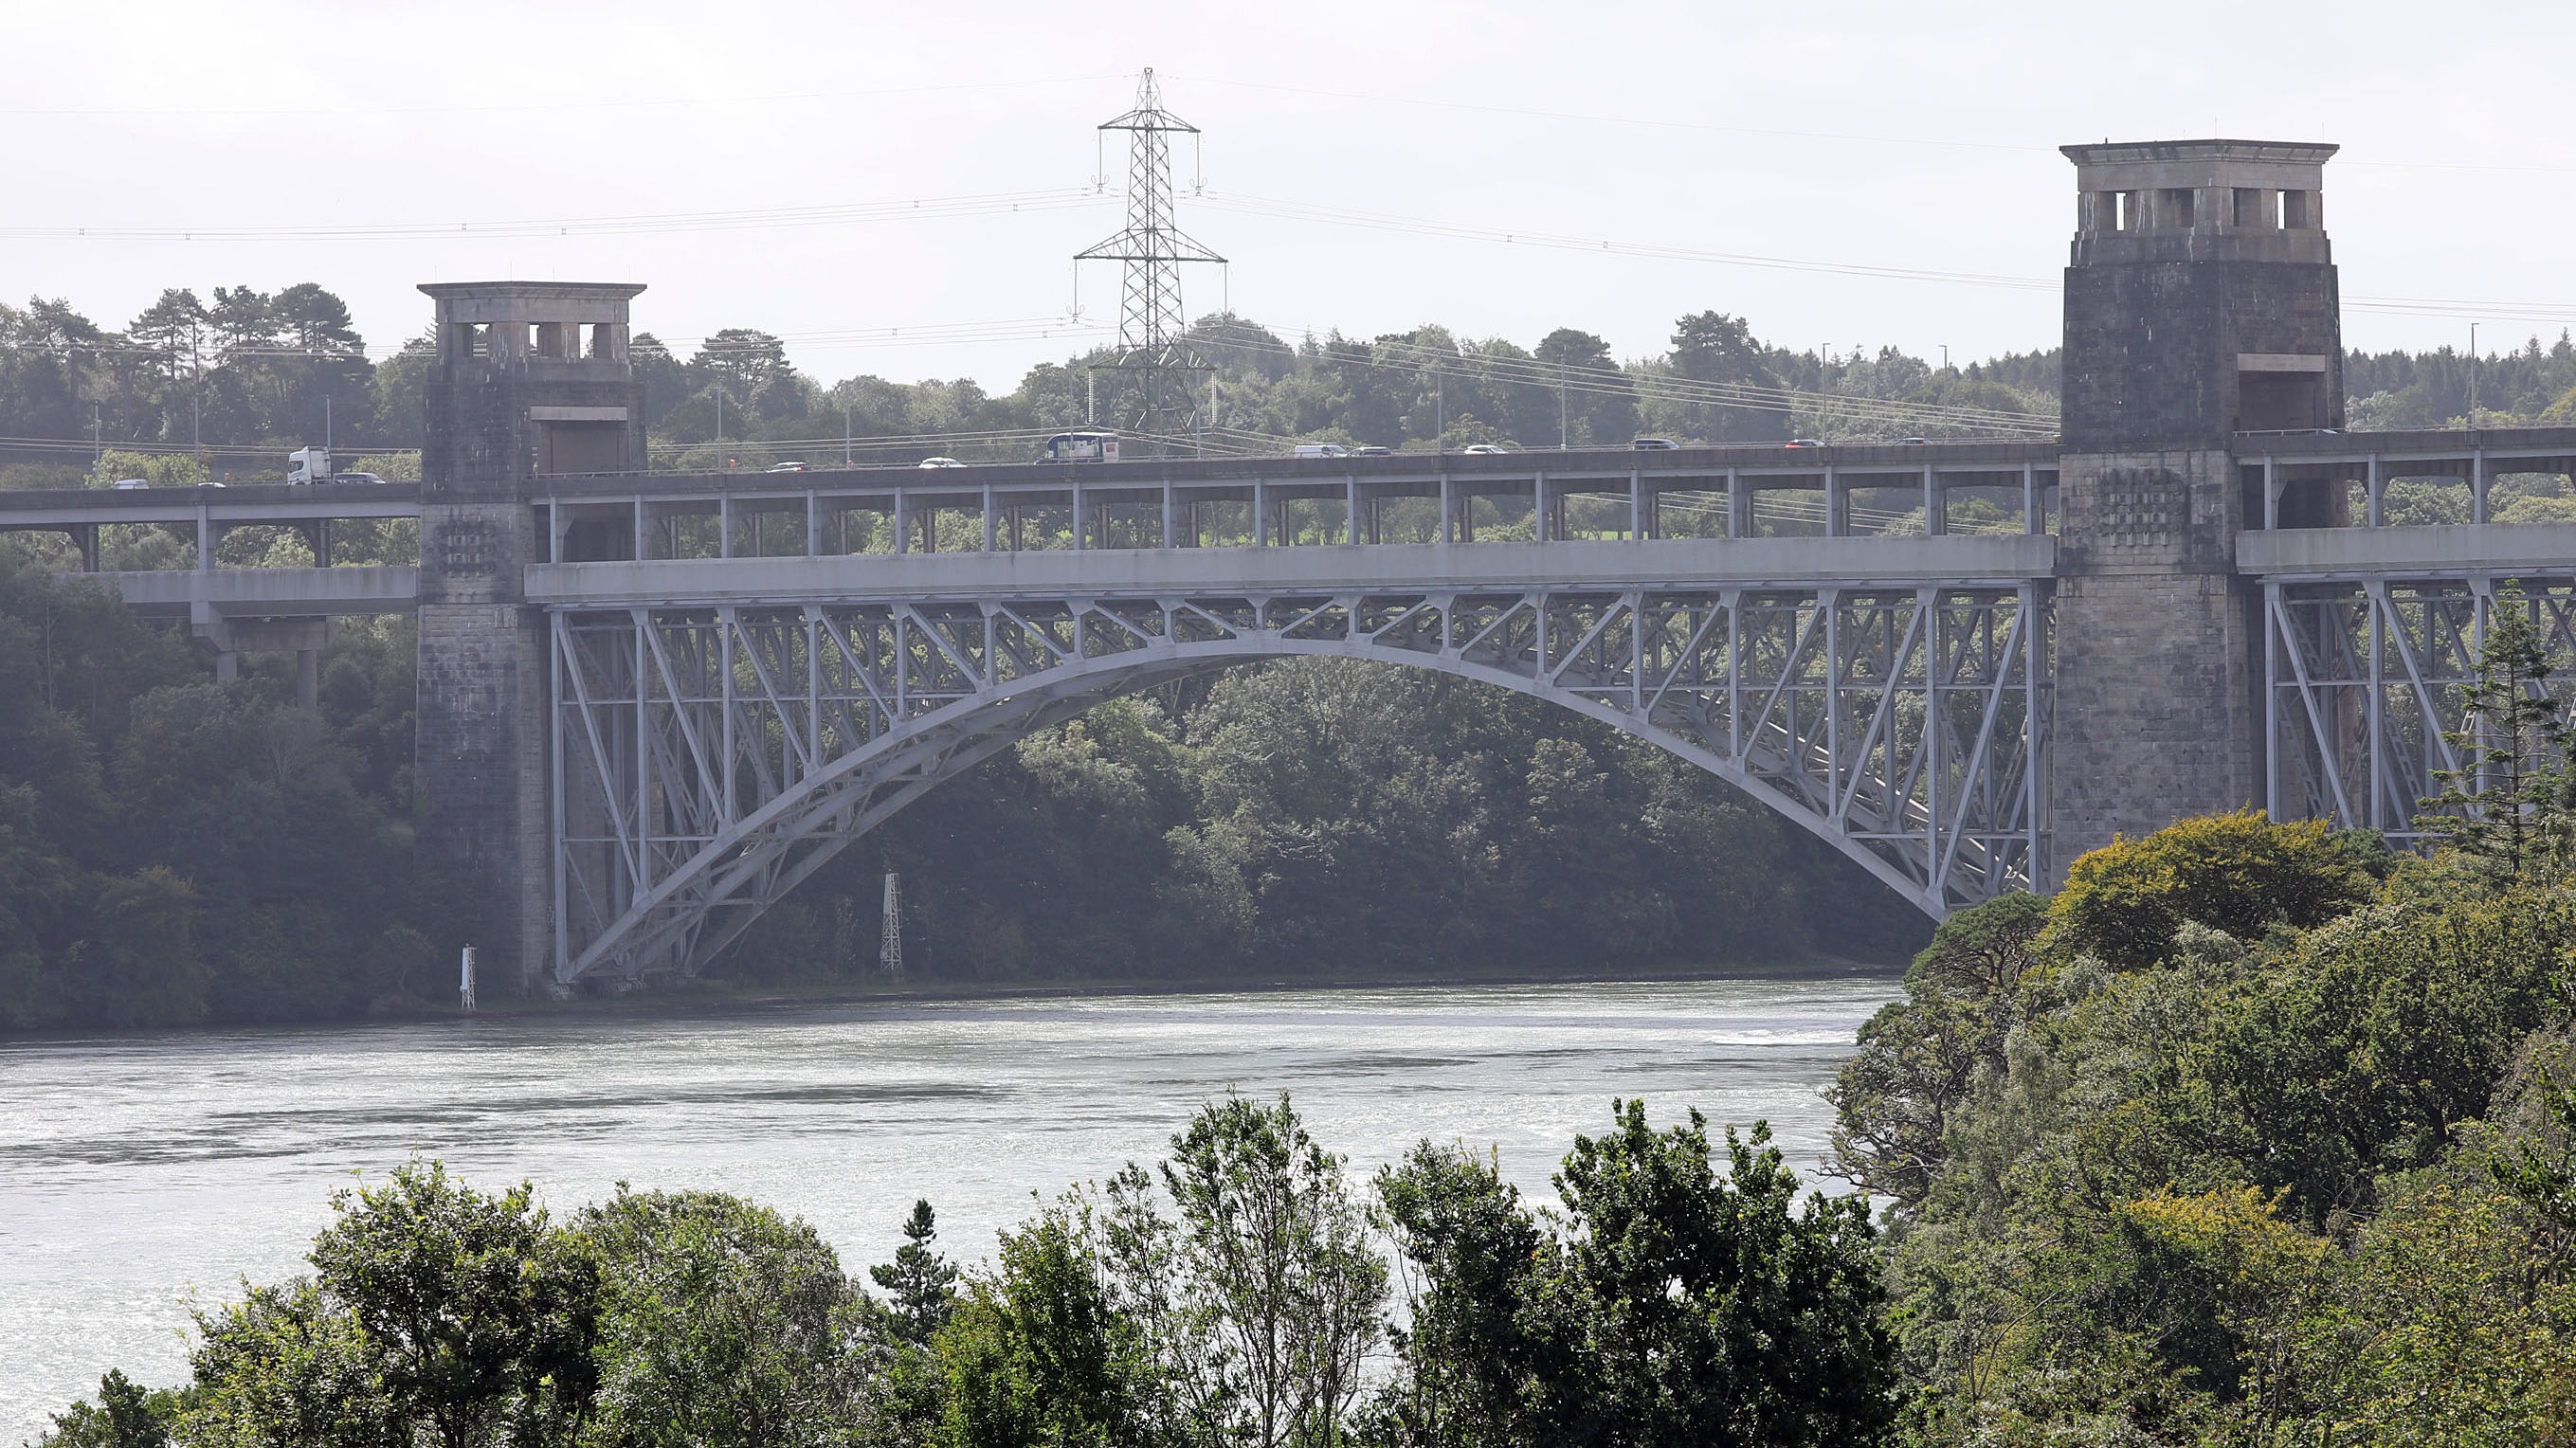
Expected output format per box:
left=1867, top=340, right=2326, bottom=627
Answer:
left=6, top=0, right=2573, bottom=400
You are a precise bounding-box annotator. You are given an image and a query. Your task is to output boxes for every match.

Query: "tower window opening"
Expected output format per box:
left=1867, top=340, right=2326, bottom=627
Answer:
left=588, top=323, right=621, bottom=359
left=2159, top=188, right=2196, bottom=228
left=2232, top=187, right=2275, bottom=228
left=2283, top=190, right=2317, bottom=228
left=2114, top=190, right=2141, bottom=231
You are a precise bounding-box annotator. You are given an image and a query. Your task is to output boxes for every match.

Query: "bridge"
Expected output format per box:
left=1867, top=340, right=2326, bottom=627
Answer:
left=8, top=138, right=2575, bottom=990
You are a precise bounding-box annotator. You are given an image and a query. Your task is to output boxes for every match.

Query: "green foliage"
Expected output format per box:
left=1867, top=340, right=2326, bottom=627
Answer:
left=60, top=1091, right=1899, bottom=1448
left=931, top=1203, right=1154, bottom=1448
left=1844, top=806, right=2576, bottom=1443
left=1147, top=1093, right=1388, bottom=1448
left=577, top=1187, right=854, bottom=1448
left=32, top=1371, right=176, bottom=1448
left=868, top=1200, right=959, bottom=1347
left=2417, top=579, right=2576, bottom=882
left=2043, top=809, right=2380, bottom=969
left=1373, top=1101, right=1898, bottom=1448
left=732, top=661, right=1925, bottom=986
left=1828, top=893, right=2051, bottom=1206
left=304, top=1163, right=601, bottom=1448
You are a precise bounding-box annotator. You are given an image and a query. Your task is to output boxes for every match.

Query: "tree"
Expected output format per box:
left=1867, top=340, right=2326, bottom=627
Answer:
left=2043, top=809, right=2381, bottom=970
left=1828, top=892, right=2050, bottom=1206
left=579, top=1187, right=855, bottom=1448
left=1667, top=311, right=1788, bottom=443
left=871, top=1198, right=960, bottom=1345
left=1374, top=1103, right=1899, bottom=1448
left=1532, top=329, right=1635, bottom=446
left=1141, top=1094, right=1388, bottom=1448
left=182, top=1280, right=397, bottom=1448
left=2417, top=579, right=2576, bottom=881
left=1370, top=1144, right=1552, bottom=1448
left=934, top=1202, right=1155, bottom=1448
left=304, top=1161, right=601, bottom=1448
left=33, top=1370, right=176, bottom=1448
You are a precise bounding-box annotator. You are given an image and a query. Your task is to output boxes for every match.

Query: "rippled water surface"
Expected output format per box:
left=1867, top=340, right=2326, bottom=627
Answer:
left=0, top=976, right=1895, bottom=1436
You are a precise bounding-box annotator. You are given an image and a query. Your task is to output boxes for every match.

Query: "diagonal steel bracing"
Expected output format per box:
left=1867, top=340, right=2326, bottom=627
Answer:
left=551, top=585, right=2049, bottom=985
left=2265, top=575, right=2576, bottom=845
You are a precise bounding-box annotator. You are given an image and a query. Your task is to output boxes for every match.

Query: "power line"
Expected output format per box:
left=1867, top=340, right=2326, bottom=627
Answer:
left=0, top=188, right=1112, bottom=243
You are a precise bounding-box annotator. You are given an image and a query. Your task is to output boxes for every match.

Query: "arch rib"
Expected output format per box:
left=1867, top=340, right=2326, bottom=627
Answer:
left=551, top=586, right=2046, bottom=986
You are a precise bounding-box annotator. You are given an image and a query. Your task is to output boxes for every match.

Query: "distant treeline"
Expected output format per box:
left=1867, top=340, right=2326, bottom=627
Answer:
left=6, top=279, right=2567, bottom=480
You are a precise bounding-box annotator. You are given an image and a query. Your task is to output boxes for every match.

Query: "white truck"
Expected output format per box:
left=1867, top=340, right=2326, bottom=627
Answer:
left=287, top=446, right=331, bottom=484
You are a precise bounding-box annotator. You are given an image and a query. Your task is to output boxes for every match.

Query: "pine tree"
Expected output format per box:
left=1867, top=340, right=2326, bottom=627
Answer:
left=2417, top=579, right=2576, bottom=881
left=868, top=1199, right=957, bottom=1344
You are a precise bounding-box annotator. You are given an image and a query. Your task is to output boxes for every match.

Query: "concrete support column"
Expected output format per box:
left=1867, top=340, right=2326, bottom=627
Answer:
left=1439, top=474, right=1454, bottom=544
left=805, top=493, right=819, bottom=556
left=1824, top=466, right=1848, bottom=536
left=2262, top=458, right=2280, bottom=530
left=1727, top=468, right=1750, bottom=539
left=1345, top=476, right=1359, bottom=544
left=1252, top=480, right=1267, bottom=547
left=214, top=651, right=238, bottom=682
left=1071, top=482, right=1086, bottom=550
left=2022, top=464, right=2041, bottom=534
left=1533, top=472, right=1550, bottom=543
left=2473, top=449, right=2489, bottom=524
left=632, top=498, right=647, bottom=560
left=983, top=487, right=998, bottom=552
left=197, top=508, right=214, bottom=569
left=1163, top=484, right=1176, bottom=548
left=892, top=491, right=909, bottom=553
left=1628, top=471, right=1643, bottom=541
left=719, top=494, right=734, bottom=558
left=2366, top=456, right=2384, bottom=526
left=296, top=648, right=319, bottom=711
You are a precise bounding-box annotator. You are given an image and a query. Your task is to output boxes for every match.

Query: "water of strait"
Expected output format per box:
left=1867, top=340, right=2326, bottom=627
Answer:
left=0, top=975, right=1897, bottom=1438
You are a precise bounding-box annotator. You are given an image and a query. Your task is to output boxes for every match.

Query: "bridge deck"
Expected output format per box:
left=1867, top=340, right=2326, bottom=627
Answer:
left=528, top=533, right=2059, bottom=607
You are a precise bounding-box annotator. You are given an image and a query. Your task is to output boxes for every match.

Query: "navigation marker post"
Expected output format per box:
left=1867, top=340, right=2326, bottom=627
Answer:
left=460, top=946, right=477, bottom=1012
left=880, top=874, right=903, bottom=979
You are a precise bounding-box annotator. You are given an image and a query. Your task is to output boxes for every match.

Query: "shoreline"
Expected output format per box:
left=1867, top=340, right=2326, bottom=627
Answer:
left=456, top=954, right=1907, bottom=1023
left=0, top=956, right=1908, bottom=1043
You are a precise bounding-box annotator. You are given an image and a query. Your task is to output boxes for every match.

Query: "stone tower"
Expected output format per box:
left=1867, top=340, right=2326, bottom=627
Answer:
left=416, top=281, right=646, bottom=992
left=2047, top=140, right=2342, bottom=870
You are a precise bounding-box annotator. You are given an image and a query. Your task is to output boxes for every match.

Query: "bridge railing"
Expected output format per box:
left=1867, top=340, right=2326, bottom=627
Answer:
left=530, top=443, right=2059, bottom=565
left=2237, top=425, right=2576, bottom=530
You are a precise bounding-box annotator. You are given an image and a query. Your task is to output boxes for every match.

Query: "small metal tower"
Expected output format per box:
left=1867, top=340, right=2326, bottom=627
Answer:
left=879, top=873, right=904, bottom=978
left=1076, top=67, right=1226, bottom=447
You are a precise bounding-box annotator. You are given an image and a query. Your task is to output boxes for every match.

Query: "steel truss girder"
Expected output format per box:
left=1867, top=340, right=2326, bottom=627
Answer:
left=552, top=585, right=2050, bottom=984
left=2265, top=573, right=2576, bottom=842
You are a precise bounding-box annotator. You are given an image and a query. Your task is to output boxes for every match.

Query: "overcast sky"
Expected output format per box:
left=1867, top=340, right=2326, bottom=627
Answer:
left=7, top=0, right=2572, bottom=394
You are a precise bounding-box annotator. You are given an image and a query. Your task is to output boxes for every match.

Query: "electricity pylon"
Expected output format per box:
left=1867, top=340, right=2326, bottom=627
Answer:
left=1076, top=68, right=1225, bottom=450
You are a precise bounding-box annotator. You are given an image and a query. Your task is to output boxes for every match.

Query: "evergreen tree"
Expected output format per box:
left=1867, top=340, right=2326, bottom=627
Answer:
left=869, top=1198, right=958, bottom=1345
left=2417, top=579, right=2576, bottom=880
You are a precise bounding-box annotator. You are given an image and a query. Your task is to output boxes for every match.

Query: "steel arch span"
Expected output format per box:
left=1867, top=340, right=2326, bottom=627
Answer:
left=550, top=585, right=2050, bottom=985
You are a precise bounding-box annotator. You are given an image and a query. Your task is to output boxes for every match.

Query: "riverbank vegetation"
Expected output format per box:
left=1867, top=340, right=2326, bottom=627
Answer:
left=37, top=1095, right=1896, bottom=1448
left=37, top=601, right=2576, bottom=1444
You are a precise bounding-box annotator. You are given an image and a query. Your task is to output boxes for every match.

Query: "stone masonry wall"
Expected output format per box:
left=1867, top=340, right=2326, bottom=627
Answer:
left=2046, top=448, right=2262, bottom=866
